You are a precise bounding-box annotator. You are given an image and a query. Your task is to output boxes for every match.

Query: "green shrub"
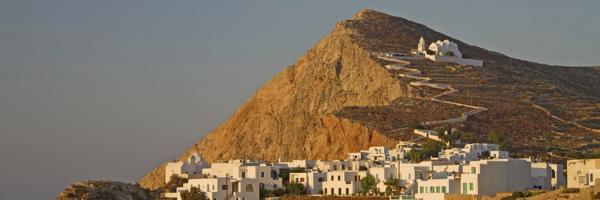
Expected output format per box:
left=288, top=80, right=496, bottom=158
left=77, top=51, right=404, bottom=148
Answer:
left=562, top=188, right=580, bottom=193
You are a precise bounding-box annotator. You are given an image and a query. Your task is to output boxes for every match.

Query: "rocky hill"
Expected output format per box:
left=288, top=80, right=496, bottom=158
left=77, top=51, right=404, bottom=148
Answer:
left=56, top=181, right=158, bottom=200
left=138, top=9, right=600, bottom=190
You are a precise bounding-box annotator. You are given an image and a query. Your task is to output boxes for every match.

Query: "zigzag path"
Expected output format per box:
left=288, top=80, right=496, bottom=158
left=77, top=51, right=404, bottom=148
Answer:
left=377, top=56, right=488, bottom=126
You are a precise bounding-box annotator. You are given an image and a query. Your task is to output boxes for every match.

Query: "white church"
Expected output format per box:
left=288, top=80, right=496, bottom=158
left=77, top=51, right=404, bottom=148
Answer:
left=414, top=37, right=483, bottom=67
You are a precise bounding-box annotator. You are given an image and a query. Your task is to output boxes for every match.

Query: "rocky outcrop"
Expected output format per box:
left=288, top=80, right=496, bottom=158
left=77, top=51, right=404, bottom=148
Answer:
left=57, top=181, right=158, bottom=200
left=140, top=9, right=405, bottom=190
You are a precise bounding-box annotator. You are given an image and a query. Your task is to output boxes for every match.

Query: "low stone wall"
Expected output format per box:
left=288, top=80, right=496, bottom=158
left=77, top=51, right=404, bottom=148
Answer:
left=282, top=196, right=388, bottom=200
left=444, top=194, right=476, bottom=200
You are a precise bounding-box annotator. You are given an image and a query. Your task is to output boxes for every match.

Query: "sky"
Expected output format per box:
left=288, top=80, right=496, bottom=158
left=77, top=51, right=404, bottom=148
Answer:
left=0, top=1, right=599, bottom=199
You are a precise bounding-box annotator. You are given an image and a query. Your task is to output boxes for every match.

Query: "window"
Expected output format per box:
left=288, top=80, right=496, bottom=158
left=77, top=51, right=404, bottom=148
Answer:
left=324, top=188, right=327, bottom=194
left=579, top=176, right=587, bottom=184
left=430, top=186, right=434, bottom=193
left=222, top=185, right=228, bottom=190
left=330, top=188, right=334, bottom=195
left=331, top=176, right=334, bottom=181
left=274, top=184, right=277, bottom=189
left=471, top=167, right=476, bottom=174
left=271, top=170, right=278, bottom=179
left=420, top=186, right=424, bottom=193
left=241, top=172, right=246, bottom=178
left=300, top=178, right=305, bottom=182
left=245, top=184, right=254, bottom=192
left=338, top=188, right=342, bottom=195
left=346, top=188, right=349, bottom=195
left=462, top=183, right=467, bottom=194
left=338, top=176, right=341, bottom=181
left=591, top=174, right=594, bottom=182
left=469, top=183, right=474, bottom=191
left=552, top=170, right=556, bottom=178
left=318, top=177, right=324, bottom=182
left=261, top=172, right=264, bottom=178
left=436, top=186, right=440, bottom=193
left=295, top=178, right=299, bottom=183
left=441, top=186, right=446, bottom=193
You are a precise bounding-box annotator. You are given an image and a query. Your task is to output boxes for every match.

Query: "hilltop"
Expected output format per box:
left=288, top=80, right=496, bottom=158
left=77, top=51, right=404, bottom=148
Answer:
left=139, top=9, right=600, bottom=190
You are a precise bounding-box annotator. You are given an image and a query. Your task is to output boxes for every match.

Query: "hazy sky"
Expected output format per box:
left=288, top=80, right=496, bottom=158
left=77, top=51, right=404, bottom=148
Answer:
left=1, top=1, right=599, bottom=199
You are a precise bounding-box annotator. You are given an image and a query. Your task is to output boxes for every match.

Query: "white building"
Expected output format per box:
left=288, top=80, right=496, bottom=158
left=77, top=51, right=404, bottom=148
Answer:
left=460, top=159, right=532, bottom=196
left=347, top=152, right=368, bottom=161
left=165, top=153, right=209, bottom=183
left=165, top=177, right=260, bottom=200
left=439, top=143, right=504, bottom=164
left=530, top=162, right=553, bottom=190
left=289, top=171, right=327, bottom=194
left=414, top=37, right=483, bottom=67
left=279, top=159, right=316, bottom=169
left=315, top=160, right=350, bottom=172
left=413, top=129, right=441, bottom=142
left=322, top=171, right=367, bottom=196
left=369, top=164, right=399, bottom=192
left=203, top=160, right=284, bottom=191
left=566, top=159, right=600, bottom=188
left=415, top=175, right=461, bottom=200
left=367, top=146, right=390, bottom=161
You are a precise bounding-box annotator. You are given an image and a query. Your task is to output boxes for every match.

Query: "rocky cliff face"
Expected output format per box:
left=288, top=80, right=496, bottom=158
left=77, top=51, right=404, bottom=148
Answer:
left=139, top=9, right=600, bottom=190
left=140, top=9, right=404, bottom=190
left=57, top=181, right=158, bottom=200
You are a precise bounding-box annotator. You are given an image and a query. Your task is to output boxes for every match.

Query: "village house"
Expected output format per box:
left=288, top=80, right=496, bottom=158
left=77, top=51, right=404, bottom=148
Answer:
left=164, top=159, right=284, bottom=200
left=166, top=177, right=259, bottom=200
left=289, top=171, right=327, bottom=194
left=415, top=175, right=461, bottom=200
left=460, top=159, right=532, bottom=196
left=369, top=164, right=399, bottom=192
left=566, top=158, right=600, bottom=188
left=322, top=171, right=367, bottom=196
left=164, top=153, right=209, bottom=183
left=530, top=161, right=554, bottom=190
left=278, top=159, right=316, bottom=169
left=439, top=143, right=505, bottom=164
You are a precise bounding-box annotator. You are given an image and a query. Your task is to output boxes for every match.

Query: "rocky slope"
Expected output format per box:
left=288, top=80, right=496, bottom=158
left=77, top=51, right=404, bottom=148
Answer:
left=139, top=9, right=600, bottom=189
left=57, top=181, right=158, bottom=200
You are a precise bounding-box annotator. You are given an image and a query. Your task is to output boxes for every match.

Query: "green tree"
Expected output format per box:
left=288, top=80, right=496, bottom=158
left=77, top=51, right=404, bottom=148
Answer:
left=383, top=176, right=399, bottom=195
left=285, top=183, right=307, bottom=196
left=181, top=186, right=207, bottom=200
left=360, top=173, right=377, bottom=193
left=422, top=141, right=443, bottom=159
left=408, top=119, right=424, bottom=131
left=435, top=127, right=448, bottom=144
left=163, top=174, right=188, bottom=193
left=408, top=149, right=424, bottom=163
left=488, top=131, right=509, bottom=150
